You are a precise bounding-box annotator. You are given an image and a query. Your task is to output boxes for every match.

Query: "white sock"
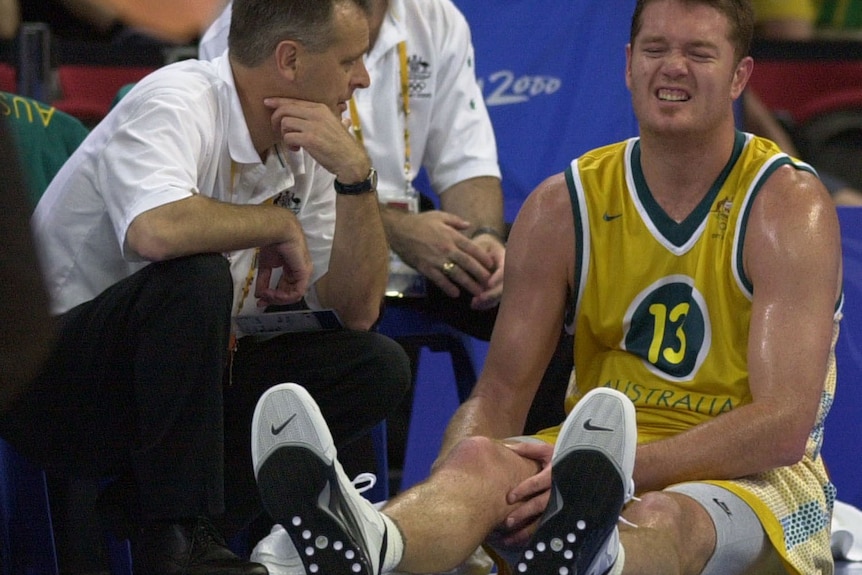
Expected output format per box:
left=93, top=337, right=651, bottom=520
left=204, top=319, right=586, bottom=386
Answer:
left=380, top=513, right=405, bottom=574
left=607, top=543, right=625, bottom=575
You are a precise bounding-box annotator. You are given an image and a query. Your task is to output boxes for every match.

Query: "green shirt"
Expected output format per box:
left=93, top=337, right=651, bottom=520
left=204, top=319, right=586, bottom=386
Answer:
left=1, top=91, right=89, bottom=209
left=752, top=0, right=862, bottom=30
left=818, top=0, right=862, bottom=28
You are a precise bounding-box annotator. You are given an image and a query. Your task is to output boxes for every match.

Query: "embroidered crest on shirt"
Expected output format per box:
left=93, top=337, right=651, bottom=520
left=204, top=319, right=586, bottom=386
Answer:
left=408, top=53, right=432, bottom=98
left=711, top=197, right=733, bottom=240
left=274, top=189, right=301, bottom=214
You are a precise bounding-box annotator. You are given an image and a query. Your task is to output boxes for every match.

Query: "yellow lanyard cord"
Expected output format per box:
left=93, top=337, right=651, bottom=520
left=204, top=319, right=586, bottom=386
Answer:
left=229, top=160, right=260, bottom=319
left=227, top=160, right=275, bottom=365
left=398, top=40, right=411, bottom=178
left=349, top=41, right=411, bottom=184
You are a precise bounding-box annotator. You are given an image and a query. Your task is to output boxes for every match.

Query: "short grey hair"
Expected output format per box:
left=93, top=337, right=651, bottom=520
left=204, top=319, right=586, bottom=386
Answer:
left=229, top=0, right=371, bottom=67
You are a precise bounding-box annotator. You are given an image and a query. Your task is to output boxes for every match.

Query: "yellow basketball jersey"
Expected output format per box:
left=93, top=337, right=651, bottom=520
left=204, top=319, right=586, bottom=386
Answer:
left=565, top=132, right=784, bottom=437
left=540, top=132, right=837, bottom=574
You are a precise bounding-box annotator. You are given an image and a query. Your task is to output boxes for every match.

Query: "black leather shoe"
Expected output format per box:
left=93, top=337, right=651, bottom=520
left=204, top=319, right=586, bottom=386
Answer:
left=131, top=516, right=269, bottom=575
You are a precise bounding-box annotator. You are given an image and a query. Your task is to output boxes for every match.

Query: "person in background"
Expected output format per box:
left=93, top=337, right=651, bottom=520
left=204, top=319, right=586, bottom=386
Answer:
left=2, top=0, right=120, bottom=42
left=746, top=0, right=862, bottom=206
left=248, top=0, right=841, bottom=574
left=0, top=90, right=89, bottom=206
left=0, top=116, right=52, bottom=413
left=751, top=0, right=818, bottom=38
left=1, top=90, right=115, bottom=575
left=92, top=0, right=223, bottom=41
left=200, top=0, right=506, bottom=341
left=742, top=89, right=862, bottom=205
left=1, top=0, right=223, bottom=412
left=201, top=0, right=509, bottom=484
left=0, top=1, right=410, bottom=574
left=752, top=0, right=862, bottom=37
left=0, top=0, right=19, bottom=39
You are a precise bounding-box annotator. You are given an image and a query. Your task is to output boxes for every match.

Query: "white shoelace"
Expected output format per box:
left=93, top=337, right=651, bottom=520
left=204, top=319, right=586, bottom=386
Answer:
left=618, top=494, right=641, bottom=529
left=351, top=472, right=378, bottom=495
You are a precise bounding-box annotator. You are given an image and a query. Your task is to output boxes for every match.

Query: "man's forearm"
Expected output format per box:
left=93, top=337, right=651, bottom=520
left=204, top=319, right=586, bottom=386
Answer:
left=438, top=382, right=531, bottom=462
left=439, top=176, right=505, bottom=236
left=315, top=192, right=388, bottom=329
left=126, top=194, right=303, bottom=262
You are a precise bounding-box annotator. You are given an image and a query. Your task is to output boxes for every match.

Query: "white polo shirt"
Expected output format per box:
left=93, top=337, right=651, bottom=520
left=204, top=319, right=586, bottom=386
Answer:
left=199, top=0, right=501, bottom=204
left=32, top=55, right=336, bottom=317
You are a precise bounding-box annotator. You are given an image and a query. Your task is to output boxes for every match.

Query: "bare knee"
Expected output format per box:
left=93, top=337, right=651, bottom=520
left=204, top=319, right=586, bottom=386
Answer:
left=622, top=491, right=716, bottom=575
left=434, top=436, right=530, bottom=489
left=438, top=436, right=506, bottom=474
left=626, top=491, right=689, bottom=530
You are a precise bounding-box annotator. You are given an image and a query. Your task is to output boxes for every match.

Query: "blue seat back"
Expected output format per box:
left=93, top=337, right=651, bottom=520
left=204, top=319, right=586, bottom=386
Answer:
left=454, top=0, right=639, bottom=222
left=824, top=206, right=862, bottom=509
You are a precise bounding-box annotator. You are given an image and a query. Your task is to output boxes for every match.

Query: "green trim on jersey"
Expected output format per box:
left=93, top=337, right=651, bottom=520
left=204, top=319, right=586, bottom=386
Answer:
left=735, top=157, right=795, bottom=293
left=734, top=150, right=819, bottom=294
left=630, top=131, right=746, bottom=248
left=564, top=165, right=584, bottom=330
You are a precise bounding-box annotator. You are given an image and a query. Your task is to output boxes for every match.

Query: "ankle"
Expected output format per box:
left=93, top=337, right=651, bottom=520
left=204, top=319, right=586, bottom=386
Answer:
left=606, top=543, right=625, bottom=575
left=379, top=513, right=405, bottom=573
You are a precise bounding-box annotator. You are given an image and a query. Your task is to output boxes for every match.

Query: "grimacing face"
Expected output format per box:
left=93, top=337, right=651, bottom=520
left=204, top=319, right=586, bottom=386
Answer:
left=625, top=0, right=751, bottom=139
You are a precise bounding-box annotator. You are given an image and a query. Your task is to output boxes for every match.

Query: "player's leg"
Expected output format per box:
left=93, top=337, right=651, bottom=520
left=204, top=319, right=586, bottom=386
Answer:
left=617, top=483, right=783, bottom=575
left=252, top=382, right=539, bottom=575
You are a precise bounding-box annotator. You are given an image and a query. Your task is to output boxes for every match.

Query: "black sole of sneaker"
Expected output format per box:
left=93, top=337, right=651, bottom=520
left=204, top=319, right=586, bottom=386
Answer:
left=257, top=445, right=373, bottom=575
left=516, top=449, right=624, bottom=574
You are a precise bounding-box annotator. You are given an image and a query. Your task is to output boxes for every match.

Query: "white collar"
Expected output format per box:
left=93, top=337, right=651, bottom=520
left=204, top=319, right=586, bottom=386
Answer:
left=217, top=55, right=264, bottom=166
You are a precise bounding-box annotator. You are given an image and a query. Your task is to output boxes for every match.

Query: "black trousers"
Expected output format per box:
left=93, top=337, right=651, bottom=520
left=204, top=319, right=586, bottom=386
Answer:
left=0, top=253, right=410, bottom=529
left=0, top=254, right=233, bottom=521
left=385, top=191, right=501, bottom=342
left=385, top=282, right=498, bottom=341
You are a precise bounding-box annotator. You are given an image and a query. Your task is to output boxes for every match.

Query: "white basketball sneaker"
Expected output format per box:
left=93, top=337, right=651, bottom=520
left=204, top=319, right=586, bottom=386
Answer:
left=251, top=474, right=382, bottom=575
left=514, top=387, right=637, bottom=575
left=250, top=524, right=304, bottom=575
left=251, top=383, right=390, bottom=575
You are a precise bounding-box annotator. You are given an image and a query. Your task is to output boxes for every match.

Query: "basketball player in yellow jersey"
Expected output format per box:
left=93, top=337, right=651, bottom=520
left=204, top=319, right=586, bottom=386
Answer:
left=501, top=0, right=842, bottom=572
left=248, top=1, right=842, bottom=574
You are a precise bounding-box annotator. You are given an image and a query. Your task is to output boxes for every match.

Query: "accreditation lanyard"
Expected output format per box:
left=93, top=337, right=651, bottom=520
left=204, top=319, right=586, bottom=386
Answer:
left=348, top=41, right=411, bottom=190
left=227, top=158, right=278, bottom=377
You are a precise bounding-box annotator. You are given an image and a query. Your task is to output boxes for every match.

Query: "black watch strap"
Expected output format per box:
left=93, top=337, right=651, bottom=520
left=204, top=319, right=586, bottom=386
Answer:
left=334, top=167, right=377, bottom=195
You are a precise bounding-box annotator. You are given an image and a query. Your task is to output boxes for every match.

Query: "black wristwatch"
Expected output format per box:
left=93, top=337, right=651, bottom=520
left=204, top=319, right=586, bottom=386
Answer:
left=334, top=167, right=378, bottom=195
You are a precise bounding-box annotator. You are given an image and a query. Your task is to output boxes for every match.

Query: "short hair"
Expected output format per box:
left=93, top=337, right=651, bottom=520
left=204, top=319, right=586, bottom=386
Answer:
left=229, top=0, right=371, bottom=67
left=630, top=0, right=754, bottom=63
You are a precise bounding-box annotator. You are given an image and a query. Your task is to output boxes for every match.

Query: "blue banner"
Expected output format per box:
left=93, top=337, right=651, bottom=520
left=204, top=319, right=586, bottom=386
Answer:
left=454, top=0, right=639, bottom=222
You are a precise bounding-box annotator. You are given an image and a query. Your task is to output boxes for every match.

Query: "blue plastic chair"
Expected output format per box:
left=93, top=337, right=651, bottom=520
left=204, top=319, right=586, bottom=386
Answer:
left=823, top=206, right=862, bottom=510
left=363, top=421, right=390, bottom=504
left=0, top=428, right=389, bottom=572
left=377, top=306, right=488, bottom=492
left=0, top=438, right=133, bottom=575
left=0, top=438, right=59, bottom=575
